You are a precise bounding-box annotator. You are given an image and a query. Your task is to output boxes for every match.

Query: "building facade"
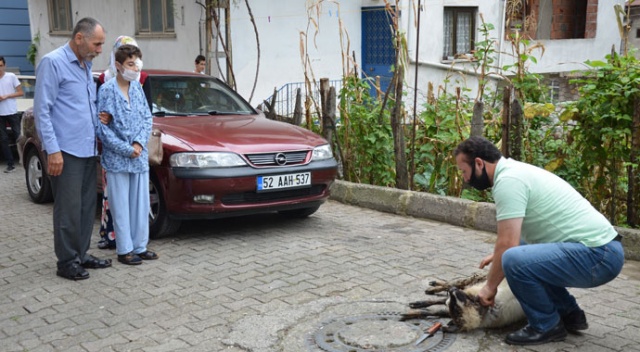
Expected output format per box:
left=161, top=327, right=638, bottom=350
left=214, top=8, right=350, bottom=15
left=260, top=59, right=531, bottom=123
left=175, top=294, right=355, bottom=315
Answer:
left=26, top=0, right=624, bottom=108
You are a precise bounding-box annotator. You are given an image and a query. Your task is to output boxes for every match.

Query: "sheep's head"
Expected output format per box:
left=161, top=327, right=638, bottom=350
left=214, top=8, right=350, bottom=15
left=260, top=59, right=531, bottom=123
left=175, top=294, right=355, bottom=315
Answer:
left=445, top=287, right=489, bottom=331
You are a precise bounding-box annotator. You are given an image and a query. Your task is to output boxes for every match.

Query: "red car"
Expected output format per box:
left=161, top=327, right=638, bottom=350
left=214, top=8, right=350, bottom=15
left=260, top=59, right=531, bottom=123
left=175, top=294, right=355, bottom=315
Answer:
left=18, top=70, right=338, bottom=238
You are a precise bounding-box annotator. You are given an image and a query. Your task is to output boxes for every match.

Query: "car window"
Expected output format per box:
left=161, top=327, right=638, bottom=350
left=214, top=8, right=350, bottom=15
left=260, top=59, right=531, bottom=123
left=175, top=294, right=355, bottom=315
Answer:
left=17, top=76, right=36, bottom=112
left=149, top=75, right=255, bottom=115
left=19, top=77, right=36, bottom=98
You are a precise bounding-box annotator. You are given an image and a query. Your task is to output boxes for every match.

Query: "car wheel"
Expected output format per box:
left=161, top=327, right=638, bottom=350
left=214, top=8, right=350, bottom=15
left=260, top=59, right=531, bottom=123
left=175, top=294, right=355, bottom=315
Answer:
left=149, top=173, right=181, bottom=239
left=25, top=147, right=53, bottom=203
left=278, top=205, right=320, bottom=218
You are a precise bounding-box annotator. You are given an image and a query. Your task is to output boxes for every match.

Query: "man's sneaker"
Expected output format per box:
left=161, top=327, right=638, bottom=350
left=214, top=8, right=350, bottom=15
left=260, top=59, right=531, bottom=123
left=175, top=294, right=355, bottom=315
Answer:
left=4, top=165, right=15, bottom=173
left=562, top=308, right=588, bottom=332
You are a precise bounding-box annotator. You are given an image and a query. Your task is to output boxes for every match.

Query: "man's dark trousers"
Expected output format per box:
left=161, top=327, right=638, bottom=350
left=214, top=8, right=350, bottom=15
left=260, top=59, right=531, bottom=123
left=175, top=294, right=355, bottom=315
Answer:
left=50, top=151, right=97, bottom=269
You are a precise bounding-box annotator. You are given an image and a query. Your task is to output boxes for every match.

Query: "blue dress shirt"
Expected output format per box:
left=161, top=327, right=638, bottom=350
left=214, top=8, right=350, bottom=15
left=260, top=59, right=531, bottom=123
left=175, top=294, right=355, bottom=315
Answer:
left=34, top=43, right=98, bottom=157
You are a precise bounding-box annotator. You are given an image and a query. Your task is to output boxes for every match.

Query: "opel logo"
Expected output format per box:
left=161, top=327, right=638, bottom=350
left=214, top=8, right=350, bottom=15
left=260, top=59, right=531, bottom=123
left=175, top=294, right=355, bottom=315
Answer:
left=275, top=153, right=287, bottom=166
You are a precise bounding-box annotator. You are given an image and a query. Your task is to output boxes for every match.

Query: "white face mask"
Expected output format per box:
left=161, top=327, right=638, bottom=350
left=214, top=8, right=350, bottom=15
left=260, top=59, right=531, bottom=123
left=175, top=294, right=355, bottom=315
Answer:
left=121, top=68, right=140, bottom=82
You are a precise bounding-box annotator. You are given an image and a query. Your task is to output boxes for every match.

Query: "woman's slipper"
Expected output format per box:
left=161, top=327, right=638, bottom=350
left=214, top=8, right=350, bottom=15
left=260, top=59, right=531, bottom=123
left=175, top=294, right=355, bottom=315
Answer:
left=138, top=250, right=159, bottom=260
left=118, top=252, right=143, bottom=265
left=82, top=255, right=113, bottom=269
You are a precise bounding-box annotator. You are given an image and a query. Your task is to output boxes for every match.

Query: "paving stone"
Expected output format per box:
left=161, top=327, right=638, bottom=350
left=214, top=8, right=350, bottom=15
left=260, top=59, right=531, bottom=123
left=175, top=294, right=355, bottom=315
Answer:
left=2, top=162, right=639, bottom=351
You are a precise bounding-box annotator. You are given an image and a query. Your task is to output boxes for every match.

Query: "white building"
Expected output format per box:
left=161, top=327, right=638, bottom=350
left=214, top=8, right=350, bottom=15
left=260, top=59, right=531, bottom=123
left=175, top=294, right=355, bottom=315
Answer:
left=27, top=0, right=624, bottom=109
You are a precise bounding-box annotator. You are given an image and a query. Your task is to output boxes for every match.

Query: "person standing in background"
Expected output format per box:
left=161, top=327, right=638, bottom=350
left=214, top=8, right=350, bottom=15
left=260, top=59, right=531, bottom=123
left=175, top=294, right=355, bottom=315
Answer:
left=34, top=17, right=112, bottom=280
left=0, top=56, right=24, bottom=173
left=194, top=54, right=206, bottom=74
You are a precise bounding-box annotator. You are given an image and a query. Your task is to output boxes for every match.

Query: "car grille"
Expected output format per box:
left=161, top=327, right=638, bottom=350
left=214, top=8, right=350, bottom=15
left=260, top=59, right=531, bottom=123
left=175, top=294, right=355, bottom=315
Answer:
left=220, top=185, right=325, bottom=205
left=245, top=151, right=309, bottom=167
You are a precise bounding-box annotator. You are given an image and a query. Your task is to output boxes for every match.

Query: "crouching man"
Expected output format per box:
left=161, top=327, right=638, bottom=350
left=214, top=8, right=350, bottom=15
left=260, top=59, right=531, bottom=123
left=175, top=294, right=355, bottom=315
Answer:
left=454, top=136, right=624, bottom=346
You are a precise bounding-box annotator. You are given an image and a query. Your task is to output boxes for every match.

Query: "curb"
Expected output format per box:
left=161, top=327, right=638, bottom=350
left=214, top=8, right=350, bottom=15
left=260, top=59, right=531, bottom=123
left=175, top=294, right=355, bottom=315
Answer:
left=329, top=180, right=640, bottom=261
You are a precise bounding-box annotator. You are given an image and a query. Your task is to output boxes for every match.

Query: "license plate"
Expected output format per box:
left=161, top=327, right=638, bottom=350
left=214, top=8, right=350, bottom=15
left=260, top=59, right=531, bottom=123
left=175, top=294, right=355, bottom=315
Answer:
left=257, top=172, right=311, bottom=192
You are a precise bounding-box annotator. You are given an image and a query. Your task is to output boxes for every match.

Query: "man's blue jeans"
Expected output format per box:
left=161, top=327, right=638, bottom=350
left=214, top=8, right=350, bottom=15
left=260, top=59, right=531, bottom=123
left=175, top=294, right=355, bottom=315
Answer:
left=502, top=239, right=624, bottom=332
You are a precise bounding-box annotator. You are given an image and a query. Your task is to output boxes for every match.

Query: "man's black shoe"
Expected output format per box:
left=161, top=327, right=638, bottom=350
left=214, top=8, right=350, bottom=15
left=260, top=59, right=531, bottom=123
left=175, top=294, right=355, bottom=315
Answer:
left=56, top=263, right=90, bottom=280
left=562, top=308, right=588, bottom=331
left=505, top=321, right=567, bottom=346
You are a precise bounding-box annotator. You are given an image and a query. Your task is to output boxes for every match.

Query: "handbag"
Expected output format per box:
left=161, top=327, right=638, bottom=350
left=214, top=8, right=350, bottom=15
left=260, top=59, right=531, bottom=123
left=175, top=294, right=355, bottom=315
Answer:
left=147, top=128, right=163, bottom=166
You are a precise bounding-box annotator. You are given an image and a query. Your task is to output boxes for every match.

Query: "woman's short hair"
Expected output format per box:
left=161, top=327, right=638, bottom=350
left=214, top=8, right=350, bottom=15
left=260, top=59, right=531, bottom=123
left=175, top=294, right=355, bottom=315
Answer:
left=115, top=44, right=142, bottom=64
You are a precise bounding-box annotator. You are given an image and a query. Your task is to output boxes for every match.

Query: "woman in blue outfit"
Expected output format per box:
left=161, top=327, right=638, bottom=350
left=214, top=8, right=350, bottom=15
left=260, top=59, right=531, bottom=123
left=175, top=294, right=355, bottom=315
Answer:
left=96, top=44, right=158, bottom=265
left=97, top=35, right=152, bottom=250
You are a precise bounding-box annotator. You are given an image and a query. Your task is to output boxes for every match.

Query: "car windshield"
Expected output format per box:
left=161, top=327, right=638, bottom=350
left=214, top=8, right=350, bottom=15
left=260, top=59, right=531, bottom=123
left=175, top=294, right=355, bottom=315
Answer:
left=149, top=75, right=255, bottom=116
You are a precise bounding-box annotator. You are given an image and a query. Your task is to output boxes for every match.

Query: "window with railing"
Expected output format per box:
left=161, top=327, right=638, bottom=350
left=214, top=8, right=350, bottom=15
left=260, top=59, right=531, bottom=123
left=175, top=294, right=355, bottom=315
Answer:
left=47, top=0, right=73, bottom=35
left=136, top=0, right=176, bottom=37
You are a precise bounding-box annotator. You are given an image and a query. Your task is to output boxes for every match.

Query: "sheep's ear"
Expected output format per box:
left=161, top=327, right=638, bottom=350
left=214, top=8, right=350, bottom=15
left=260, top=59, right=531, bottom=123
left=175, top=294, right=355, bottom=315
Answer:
left=449, top=288, right=468, bottom=304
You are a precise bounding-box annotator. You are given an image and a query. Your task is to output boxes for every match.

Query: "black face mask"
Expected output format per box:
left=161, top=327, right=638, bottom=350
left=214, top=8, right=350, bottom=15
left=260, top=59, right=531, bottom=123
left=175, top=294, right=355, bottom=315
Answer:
left=468, top=164, right=491, bottom=191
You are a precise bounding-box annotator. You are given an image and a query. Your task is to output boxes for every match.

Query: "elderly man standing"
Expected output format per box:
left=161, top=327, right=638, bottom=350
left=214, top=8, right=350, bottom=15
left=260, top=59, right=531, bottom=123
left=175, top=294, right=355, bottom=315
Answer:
left=34, top=17, right=113, bottom=280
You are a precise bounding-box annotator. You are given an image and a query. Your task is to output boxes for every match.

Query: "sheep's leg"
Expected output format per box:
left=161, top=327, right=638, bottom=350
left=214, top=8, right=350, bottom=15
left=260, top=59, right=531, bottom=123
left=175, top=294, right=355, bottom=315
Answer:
left=424, top=273, right=487, bottom=295
left=399, top=308, right=450, bottom=321
left=408, top=297, right=447, bottom=309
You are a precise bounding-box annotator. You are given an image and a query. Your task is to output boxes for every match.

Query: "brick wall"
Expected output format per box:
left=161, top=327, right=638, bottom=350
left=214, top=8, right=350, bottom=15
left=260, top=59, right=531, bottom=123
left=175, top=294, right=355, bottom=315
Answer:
left=585, top=0, right=599, bottom=39
left=549, top=0, right=598, bottom=39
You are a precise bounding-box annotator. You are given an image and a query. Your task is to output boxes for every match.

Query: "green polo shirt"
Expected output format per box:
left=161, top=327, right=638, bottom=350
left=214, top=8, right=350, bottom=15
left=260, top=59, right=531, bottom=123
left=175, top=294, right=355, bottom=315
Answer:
left=492, top=158, right=617, bottom=247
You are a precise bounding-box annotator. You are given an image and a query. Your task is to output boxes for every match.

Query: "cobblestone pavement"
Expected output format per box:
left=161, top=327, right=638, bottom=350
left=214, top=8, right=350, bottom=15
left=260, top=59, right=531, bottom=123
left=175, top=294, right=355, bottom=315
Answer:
left=1, top=161, right=640, bottom=352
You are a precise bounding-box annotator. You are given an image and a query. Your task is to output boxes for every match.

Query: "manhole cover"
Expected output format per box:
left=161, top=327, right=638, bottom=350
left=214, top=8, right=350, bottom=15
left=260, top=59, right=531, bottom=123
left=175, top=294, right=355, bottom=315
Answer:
left=308, top=312, right=456, bottom=352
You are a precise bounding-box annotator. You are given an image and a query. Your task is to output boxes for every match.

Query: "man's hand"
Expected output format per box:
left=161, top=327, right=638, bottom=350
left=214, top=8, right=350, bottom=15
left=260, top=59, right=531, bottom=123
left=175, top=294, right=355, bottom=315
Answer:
left=99, top=112, right=112, bottom=125
left=48, top=152, right=64, bottom=176
left=479, top=253, right=494, bottom=269
left=477, top=284, right=497, bottom=307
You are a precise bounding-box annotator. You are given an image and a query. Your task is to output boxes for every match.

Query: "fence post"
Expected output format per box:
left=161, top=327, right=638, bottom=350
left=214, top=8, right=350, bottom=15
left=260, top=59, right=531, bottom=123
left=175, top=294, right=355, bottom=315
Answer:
left=320, top=78, right=335, bottom=143
left=501, top=86, right=511, bottom=157
left=293, top=88, right=303, bottom=126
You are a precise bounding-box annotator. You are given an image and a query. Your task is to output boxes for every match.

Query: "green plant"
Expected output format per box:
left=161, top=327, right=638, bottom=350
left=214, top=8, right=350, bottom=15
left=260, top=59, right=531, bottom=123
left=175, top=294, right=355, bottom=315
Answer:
left=569, top=51, right=640, bottom=225
left=26, top=32, right=40, bottom=66
left=337, top=75, right=395, bottom=186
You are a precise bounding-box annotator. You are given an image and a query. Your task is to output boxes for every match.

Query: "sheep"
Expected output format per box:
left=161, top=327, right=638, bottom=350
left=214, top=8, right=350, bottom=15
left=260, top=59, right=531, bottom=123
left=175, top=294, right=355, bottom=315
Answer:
left=401, top=273, right=526, bottom=332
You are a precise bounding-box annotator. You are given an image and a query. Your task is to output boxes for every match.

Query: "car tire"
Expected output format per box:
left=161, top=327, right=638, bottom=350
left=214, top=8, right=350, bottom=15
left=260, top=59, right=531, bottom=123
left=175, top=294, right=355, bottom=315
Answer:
left=278, top=205, right=320, bottom=218
left=25, top=147, right=53, bottom=203
left=149, top=173, right=181, bottom=239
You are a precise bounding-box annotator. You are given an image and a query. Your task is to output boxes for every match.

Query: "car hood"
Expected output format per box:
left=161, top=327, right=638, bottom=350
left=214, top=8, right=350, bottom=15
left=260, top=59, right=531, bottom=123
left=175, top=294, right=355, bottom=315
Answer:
left=153, top=114, right=328, bottom=153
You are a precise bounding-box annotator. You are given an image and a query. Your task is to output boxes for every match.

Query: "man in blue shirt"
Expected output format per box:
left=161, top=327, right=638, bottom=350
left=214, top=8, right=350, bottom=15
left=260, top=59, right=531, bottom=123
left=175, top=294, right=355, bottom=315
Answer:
left=34, top=17, right=112, bottom=280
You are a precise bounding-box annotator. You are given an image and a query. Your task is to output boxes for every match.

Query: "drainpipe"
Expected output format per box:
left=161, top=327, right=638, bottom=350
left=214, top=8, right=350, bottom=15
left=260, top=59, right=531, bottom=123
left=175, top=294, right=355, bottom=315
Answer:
left=410, top=0, right=422, bottom=190
left=497, top=0, right=507, bottom=76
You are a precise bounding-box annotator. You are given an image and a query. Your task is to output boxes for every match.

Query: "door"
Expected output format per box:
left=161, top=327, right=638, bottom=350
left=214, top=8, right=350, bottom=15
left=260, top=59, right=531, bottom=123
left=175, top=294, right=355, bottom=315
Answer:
left=361, top=6, right=396, bottom=98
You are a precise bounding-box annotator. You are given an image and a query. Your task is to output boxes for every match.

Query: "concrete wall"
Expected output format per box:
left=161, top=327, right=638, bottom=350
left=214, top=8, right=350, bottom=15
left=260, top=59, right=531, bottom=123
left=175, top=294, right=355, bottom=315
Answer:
left=25, top=0, right=628, bottom=110
left=330, top=180, right=640, bottom=261
left=403, top=0, right=626, bottom=101
left=27, top=0, right=204, bottom=79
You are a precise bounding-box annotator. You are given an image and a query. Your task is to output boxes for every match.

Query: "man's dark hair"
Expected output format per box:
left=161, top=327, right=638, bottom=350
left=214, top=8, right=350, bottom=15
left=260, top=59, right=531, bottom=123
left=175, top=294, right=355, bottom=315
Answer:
left=454, top=136, right=502, bottom=165
left=72, top=17, right=103, bottom=38
left=0, top=56, right=5, bottom=65
left=195, top=55, right=206, bottom=64
left=115, top=44, right=142, bottom=64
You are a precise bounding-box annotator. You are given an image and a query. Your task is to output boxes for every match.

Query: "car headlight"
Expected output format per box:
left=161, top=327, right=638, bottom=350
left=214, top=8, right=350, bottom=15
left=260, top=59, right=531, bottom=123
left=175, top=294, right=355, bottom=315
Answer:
left=170, top=152, right=247, bottom=168
left=312, top=144, right=333, bottom=161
